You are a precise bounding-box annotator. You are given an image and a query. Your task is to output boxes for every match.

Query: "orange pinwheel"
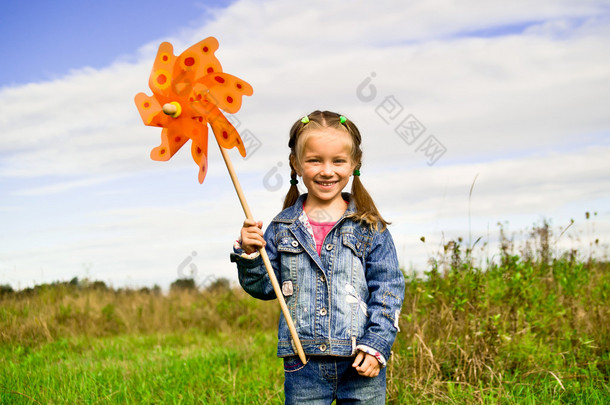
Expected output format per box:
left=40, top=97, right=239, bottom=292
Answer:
left=134, top=37, right=253, bottom=183
left=134, top=37, right=307, bottom=365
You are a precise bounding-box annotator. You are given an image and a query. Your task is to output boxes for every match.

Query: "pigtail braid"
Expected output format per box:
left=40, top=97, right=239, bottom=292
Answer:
left=350, top=163, right=390, bottom=232
left=283, top=160, right=300, bottom=210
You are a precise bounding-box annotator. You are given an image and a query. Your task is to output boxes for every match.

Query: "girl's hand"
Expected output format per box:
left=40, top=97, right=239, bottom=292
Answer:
left=240, top=219, right=266, bottom=254
left=352, top=351, right=381, bottom=378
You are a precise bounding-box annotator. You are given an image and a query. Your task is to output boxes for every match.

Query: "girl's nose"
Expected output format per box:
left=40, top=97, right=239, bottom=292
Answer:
left=320, top=162, right=333, bottom=176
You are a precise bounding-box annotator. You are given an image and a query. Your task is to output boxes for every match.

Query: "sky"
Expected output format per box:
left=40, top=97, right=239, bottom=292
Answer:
left=1, top=0, right=609, bottom=290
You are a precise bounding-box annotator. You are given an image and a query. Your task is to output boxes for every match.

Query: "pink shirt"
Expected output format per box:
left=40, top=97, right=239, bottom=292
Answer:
left=308, top=218, right=336, bottom=255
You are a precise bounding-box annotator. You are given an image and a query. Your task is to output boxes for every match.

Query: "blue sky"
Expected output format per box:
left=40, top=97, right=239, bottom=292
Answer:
left=0, top=0, right=236, bottom=86
left=1, top=0, right=609, bottom=290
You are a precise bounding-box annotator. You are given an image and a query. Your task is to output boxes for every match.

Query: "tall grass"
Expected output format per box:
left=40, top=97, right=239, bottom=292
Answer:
left=389, top=221, right=609, bottom=403
left=1, top=219, right=609, bottom=403
left=0, top=280, right=279, bottom=348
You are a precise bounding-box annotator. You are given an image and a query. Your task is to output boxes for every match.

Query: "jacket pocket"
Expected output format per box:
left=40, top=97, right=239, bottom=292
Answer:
left=277, top=236, right=305, bottom=254
left=342, top=233, right=364, bottom=257
left=276, top=236, right=304, bottom=330
left=276, top=235, right=303, bottom=289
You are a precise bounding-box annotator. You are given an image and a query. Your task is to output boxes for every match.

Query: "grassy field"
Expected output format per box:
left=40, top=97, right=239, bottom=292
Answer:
left=1, top=220, right=609, bottom=404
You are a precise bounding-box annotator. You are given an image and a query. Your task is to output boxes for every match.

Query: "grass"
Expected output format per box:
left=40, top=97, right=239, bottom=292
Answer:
left=1, top=331, right=284, bottom=404
left=1, top=219, right=609, bottom=403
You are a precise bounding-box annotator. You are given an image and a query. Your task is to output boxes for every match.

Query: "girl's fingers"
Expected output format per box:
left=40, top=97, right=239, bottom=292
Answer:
left=353, top=352, right=381, bottom=377
left=243, top=228, right=264, bottom=243
left=243, top=219, right=263, bottom=229
left=352, top=351, right=365, bottom=368
left=240, top=220, right=266, bottom=254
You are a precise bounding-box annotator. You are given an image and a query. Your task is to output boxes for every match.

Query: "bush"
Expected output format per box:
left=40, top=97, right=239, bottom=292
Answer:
left=170, top=278, right=197, bottom=292
left=0, top=284, right=14, bottom=296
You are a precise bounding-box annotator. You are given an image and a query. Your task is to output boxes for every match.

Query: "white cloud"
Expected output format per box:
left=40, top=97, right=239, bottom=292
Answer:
left=1, top=0, right=609, bottom=288
left=9, top=175, right=118, bottom=196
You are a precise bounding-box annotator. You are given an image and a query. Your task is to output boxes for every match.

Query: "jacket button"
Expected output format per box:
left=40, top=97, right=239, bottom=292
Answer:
left=320, top=308, right=327, bottom=316
left=291, top=240, right=299, bottom=247
left=319, top=344, right=327, bottom=352
left=325, top=244, right=333, bottom=251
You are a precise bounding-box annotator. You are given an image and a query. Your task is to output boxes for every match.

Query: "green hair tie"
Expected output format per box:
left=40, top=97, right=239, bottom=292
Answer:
left=339, top=115, right=347, bottom=124
left=290, top=178, right=299, bottom=185
left=301, top=116, right=310, bottom=124
left=353, top=169, right=360, bottom=176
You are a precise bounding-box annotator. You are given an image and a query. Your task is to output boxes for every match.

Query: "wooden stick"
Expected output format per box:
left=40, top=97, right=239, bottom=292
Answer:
left=218, top=145, right=307, bottom=365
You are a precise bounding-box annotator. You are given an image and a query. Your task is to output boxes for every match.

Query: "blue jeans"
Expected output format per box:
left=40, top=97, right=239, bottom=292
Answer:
left=283, top=356, right=387, bottom=404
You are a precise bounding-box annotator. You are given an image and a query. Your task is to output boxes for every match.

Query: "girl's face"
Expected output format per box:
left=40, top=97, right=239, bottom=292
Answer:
left=294, top=126, right=356, bottom=209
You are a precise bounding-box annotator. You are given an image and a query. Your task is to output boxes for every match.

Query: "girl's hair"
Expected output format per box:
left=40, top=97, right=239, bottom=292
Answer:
left=283, top=110, right=390, bottom=231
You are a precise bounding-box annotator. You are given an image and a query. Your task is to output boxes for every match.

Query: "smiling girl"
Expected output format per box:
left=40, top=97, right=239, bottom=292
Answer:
left=231, top=110, right=405, bottom=404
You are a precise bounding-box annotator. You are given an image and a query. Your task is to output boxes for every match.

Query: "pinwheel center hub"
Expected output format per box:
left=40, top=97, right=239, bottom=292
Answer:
left=162, top=102, right=182, bottom=118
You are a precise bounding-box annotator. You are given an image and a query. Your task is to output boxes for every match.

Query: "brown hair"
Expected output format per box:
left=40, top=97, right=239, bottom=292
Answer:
left=283, top=110, right=390, bottom=231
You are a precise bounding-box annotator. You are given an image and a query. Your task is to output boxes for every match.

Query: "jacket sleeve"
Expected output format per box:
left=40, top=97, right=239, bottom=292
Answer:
left=357, top=227, right=405, bottom=361
left=230, top=223, right=279, bottom=301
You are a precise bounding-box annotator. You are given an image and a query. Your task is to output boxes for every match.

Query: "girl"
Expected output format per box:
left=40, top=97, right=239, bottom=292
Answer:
left=231, top=110, right=405, bottom=404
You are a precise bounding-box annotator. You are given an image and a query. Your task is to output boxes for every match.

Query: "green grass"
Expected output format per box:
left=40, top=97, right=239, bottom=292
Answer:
left=2, top=326, right=608, bottom=404
left=1, top=331, right=284, bottom=404
left=1, top=219, right=609, bottom=403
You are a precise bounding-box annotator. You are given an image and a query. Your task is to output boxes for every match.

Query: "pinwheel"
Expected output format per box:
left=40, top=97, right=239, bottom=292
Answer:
left=135, top=37, right=250, bottom=183
left=135, top=37, right=306, bottom=364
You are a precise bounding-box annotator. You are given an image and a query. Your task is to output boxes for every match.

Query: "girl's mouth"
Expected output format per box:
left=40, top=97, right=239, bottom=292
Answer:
left=316, top=180, right=338, bottom=189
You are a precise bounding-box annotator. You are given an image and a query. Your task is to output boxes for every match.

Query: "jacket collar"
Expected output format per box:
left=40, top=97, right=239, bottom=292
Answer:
left=273, top=192, right=356, bottom=224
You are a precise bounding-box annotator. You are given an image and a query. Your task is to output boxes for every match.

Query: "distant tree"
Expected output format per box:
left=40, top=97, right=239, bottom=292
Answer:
left=170, top=278, right=197, bottom=292
left=90, top=280, right=108, bottom=291
left=205, top=277, right=231, bottom=293
left=0, top=284, right=14, bottom=296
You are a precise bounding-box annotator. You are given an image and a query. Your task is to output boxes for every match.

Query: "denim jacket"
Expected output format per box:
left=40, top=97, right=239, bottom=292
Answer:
left=231, top=193, right=405, bottom=361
